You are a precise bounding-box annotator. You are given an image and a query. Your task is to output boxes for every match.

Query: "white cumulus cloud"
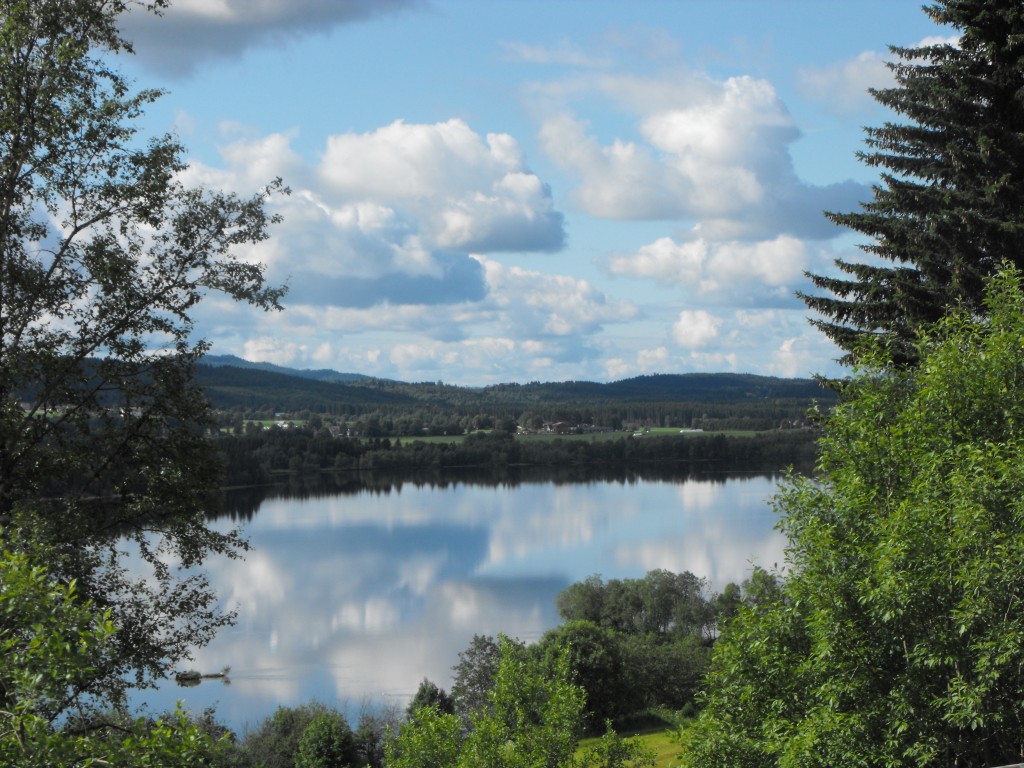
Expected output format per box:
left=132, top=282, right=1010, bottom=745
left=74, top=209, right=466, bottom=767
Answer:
left=609, top=234, right=813, bottom=307
left=184, top=123, right=565, bottom=313
left=539, top=71, right=865, bottom=239
left=672, top=310, right=721, bottom=350
left=477, top=255, right=637, bottom=338
left=797, top=50, right=894, bottom=115
left=319, top=119, right=564, bottom=253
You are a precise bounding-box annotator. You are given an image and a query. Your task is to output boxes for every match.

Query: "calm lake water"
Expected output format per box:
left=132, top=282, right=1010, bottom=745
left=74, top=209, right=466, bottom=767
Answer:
left=131, top=473, right=786, bottom=732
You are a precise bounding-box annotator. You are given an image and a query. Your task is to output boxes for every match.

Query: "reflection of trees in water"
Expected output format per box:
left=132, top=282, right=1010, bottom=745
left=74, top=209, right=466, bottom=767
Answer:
left=211, top=463, right=797, bottom=522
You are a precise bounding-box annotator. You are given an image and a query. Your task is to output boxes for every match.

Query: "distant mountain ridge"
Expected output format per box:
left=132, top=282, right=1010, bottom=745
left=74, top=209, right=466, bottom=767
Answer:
left=196, top=358, right=832, bottom=414
left=202, top=354, right=377, bottom=384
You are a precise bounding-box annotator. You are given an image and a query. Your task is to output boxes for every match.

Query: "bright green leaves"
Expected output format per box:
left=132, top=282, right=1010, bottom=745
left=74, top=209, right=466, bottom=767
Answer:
left=0, top=541, right=115, bottom=723
left=386, top=706, right=465, bottom=768
left=294, top=712, right=359, bottom=768
left=576, top=726, right=656, bottom=768
left=386, top=636, right=586, bottom=768
left=0, top=537, right=225, bottom=767
left=682, top=267, right=1024, bottom=767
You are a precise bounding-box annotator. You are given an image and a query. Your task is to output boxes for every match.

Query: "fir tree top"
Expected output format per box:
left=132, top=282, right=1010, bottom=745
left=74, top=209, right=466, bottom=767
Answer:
left=801, top=0, right=1024, bottom=366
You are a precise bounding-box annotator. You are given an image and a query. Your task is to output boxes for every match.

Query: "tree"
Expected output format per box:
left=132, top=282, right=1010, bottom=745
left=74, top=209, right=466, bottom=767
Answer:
left=556, top=574, right=606, bottom=625
left=353, top=705, right=403, bottom=768
left=387, top=636, right=585, bottom=768
left=463, top=637, right=585, bottom=768
left=599, top=579, right=645, bottom=634
left=682, top=267, right=1024, bottom=767
left=384, top=705, right=464, bottom=768
left=536, top=620, right=630, bottom=730
left=641, top=568, right=711, bottom=638
left=0, top=537, right=227, bottom=767
left=450, top=633, right=504, bottom=725
left=710, top=581, right=741, bottom=629
left=0, top=0, right=285, bottom=707
left=557, top=570, right=715, bottom=639
left=619, top=633, right=708, bottom=713
left=407, top=678, right=456, bottom=718
left=295, top=712, right=359, bottom=768
left=800, top=1, right=1024, bottom=366
left=241, top=703, right=353, bottom=768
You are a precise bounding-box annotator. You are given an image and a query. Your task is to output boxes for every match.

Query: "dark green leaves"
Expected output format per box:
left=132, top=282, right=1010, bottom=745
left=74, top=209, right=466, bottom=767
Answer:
left=0, top=0, right=284, bottom=711
left=801, top=0, right=1024, bottom=367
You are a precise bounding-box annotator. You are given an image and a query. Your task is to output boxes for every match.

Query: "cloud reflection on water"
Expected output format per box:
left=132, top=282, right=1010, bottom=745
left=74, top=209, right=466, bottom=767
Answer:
left=132, top=475, right=783, bottom=732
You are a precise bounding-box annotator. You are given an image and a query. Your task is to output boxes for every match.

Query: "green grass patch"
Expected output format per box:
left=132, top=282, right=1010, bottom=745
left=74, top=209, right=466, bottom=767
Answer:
left=516, top=431, right=626, bottom=443
left=575, top=728, right=678, bottom=767
left=631, top=730, right=679, bottom=767
left=395, top=434, right=463, bottom=445
left=643, top=427, right=759, bottom=438
left=390, top=429, right=762, bottom=446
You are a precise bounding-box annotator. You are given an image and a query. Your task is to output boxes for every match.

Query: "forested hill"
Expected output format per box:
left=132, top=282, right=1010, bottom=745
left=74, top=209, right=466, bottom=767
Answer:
left=489, top=373, right=827, bottom=402
left=202, top=354, right=377, bottom=383
left=194, top=364, right=419, bottom=411
left=195, top=364, right=833, bottom=415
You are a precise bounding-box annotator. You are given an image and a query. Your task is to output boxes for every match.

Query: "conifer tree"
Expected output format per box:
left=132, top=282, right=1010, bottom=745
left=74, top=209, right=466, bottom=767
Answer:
left=801, top=0, right=1024, bottom=366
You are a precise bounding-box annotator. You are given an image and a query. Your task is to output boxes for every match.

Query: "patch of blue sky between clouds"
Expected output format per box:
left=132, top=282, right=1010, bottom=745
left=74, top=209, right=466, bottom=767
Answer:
left=114, top=0, right=948, bottom=384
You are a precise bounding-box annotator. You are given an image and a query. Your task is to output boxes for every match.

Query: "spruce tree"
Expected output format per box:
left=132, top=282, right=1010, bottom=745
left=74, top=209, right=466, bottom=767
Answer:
left=801, top=0, right=1024, bottom=366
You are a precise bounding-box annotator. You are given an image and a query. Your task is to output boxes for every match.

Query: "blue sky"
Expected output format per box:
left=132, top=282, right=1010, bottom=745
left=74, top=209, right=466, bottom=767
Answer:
left=116, top=0, right=949, bottom=385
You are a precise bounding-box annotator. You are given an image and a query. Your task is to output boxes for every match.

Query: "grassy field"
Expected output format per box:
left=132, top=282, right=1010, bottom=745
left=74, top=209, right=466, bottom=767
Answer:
left=398, top=429, right=760, bottom=445
left=393, top=434, right=462, bottom=444
left=638, top=427, right=758, bottom=438
left=576, top=728, right=679, bottom=767
left=238, top=423, right=762, bottom=444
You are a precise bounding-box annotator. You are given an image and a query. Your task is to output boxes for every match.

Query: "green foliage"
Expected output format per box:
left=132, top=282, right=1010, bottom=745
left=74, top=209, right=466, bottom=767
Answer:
left=682, top=267, right=1024, bottom=767
left=619, top=634, right=709, bottom=714
left=0, top=540, right=115, bottom=720
left=218, top=426, right=818, bottom=485
left=197, top=367, right=829, bottom=422
left=295, top=712, right=358, bottom=768
left=537, top=620, right=632, bottom=730
left=353, top=707, right=402, bottom=768
left=0, top=0, right=284, bottom=704
left=407, top=678, right=455, bottom=718
left=385, top=706, right=464, bottom=768
left=450, top=633, right=505, bottom=725
left=577, top=724, right=657, bottom=768
left=239, top=702, right=351, bottom=768
left=558, top=570, right=716, bottom=638
left=0, top=538, right=225, bottom=766
left=387, top=636, right=586, bottom=768
left=552, top=570, right=744, bottom=723
left=802, top=0, right=1024, bottom=365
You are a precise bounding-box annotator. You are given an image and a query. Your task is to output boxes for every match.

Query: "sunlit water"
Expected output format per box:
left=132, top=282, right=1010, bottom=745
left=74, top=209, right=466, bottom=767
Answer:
left=129, top=474, right=786, bottom=732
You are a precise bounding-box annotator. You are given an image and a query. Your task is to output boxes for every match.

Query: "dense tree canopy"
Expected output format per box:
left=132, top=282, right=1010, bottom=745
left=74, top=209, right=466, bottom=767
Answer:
left=0, top=0, right=283, bottom=711
left=0, top=540, right=227, bottom=766
left=387, top=637, right=585, bottom=768
left=450, top=633, right=507, bottom=726
left=802, top=0, right=1024, bottom=366
left=683, top=267, right=1024, bottom=767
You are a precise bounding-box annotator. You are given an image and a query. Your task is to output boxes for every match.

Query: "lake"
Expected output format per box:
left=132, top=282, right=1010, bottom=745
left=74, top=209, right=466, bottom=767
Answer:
left=131, top=472, right=787, bottom=732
